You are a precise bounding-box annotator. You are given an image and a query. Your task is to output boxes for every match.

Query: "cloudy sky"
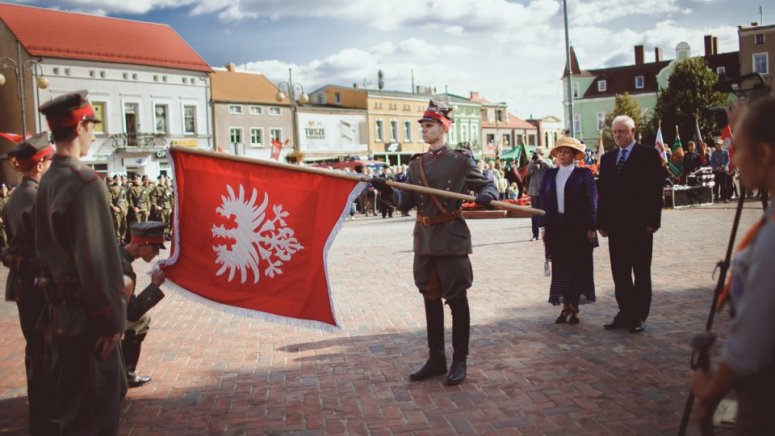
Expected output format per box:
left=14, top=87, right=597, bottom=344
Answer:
left=9, top=0, right=768, bottom=120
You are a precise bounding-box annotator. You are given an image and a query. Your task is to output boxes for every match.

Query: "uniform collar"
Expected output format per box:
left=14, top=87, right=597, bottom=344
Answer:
left=427, top=144, right=449, bottom=157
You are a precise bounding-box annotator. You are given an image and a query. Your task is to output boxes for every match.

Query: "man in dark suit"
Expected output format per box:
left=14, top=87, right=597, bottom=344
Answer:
left=597, top=115, right=664, bottom=333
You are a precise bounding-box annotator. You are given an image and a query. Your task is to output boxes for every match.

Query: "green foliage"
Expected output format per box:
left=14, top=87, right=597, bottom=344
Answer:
left=601, top=93, right=645, bottom=150
left=650, top=57, right=731, bottom=146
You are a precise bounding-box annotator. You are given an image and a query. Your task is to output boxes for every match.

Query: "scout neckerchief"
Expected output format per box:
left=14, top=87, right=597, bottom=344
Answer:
left=418, top=148, right=449, bottom=214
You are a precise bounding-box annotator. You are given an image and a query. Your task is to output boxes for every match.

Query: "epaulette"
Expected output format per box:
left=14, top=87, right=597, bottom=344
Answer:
left=454, top=148, right=473, bottom=158
left=410, top=153, right=424, bottom=161
left=70, top=163, right=99, bottom=184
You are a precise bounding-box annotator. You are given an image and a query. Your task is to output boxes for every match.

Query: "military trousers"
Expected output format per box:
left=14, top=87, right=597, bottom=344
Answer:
left=413, top=255, right=472, bottom=301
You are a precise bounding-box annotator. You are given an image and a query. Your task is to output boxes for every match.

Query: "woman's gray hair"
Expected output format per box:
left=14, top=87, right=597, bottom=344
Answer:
left=611, top=115, right=635, bottom=130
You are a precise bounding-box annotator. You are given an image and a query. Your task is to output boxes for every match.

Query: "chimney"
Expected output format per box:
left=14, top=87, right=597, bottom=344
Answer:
left=470, top=91, right=480, bottom=101
left=634, top=45, right=644, bottom=65
left=655, top=47, right=663, bottom=62
left=704, top=35, right=713, bottom=56
left=352, top=82, right=358, bottom=88
left=712, top=37, right=718, bottom=55
left=225, top=63, right=236, bottom=72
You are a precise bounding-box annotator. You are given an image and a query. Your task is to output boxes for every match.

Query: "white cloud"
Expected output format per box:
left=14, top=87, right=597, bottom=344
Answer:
left=567, top=0, right=687, bottom=26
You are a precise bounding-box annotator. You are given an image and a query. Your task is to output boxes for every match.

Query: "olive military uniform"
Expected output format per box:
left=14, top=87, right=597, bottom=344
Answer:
left=36, top=91, right=126, bottom=435
left=109, top=178, right=129, bottom=242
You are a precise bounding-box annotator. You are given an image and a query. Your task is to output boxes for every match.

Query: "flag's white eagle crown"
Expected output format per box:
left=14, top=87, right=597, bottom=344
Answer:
left=212, top=184, right=304, bottom=284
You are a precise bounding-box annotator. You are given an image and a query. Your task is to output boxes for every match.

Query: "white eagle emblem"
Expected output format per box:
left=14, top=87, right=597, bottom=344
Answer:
left=212, top=184, right=304, bottom=284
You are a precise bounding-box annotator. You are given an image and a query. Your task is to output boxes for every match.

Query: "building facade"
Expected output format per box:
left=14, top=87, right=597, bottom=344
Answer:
left=738, top=23, right=775, bottom=92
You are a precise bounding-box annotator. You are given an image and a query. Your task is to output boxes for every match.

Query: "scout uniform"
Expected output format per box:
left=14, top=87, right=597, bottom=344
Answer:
left=397, top=100, right=497, bottom=386
left=36, top=91, right=126, bottom=435
left=1, top=132, right=56, bottom=435
left=120, top=221, right=166, bottom=389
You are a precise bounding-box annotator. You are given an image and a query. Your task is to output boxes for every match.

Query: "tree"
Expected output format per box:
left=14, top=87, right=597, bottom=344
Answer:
left=649, top=57, right=731, bottom=148
left=601, top=92, right=645, bottom=150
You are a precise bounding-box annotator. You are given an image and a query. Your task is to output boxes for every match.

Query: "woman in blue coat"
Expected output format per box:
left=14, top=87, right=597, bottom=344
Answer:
left=538, top=137, right=598, bottom=324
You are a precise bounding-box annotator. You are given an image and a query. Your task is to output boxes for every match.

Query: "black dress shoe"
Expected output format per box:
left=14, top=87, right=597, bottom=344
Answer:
left=127, top=373, right=152, bottom=388
left=604, top=318, right=627, bottom=330
left=410, top=359, right=447, bottom=381
left=628, top=320, right=645, bottom=333
left=445, top=360, right=467, bottom=386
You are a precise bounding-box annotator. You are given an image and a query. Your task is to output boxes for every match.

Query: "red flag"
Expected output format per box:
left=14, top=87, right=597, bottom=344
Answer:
left=721, top=124, right=734, bottom=171
left=0, top=132, right=24, bottom=143
left=654, top=124, right=668, bottom=164
left=270, top=139, right=282, bottom=160
left=160, top=148, right=363, bottom=328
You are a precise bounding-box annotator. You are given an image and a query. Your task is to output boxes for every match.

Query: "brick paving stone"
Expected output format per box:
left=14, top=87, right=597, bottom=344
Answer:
left=0, top=201, right=764, bottom=434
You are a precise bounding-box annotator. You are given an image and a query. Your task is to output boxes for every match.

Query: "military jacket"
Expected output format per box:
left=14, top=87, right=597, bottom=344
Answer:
left=109, top=183, right=129, bottom=213
left=155, top=185, right=173, bottom=209
left=399, top=145, right=497, bottom=256
left=120, top=247, right=165, bottom=323
left=34, top=155, right=126, bottom=337
left=2, top=177, right=39, bottom=301
left=128, top=183, right=150, bottom=211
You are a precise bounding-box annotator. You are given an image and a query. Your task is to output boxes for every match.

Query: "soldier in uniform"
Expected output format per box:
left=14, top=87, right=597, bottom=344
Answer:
left=373, top=100, right=497, bottom=385
left=109, top=175, right=129, bottom=243
left=152, top=175, right=174, bottom=239
left=126, top=174, right=149, bottom=242
left=120, top=221, right=166, bottom=389
left=1, top=133, right=55, bottom=435
left=36, top=91, right=127, bottom=435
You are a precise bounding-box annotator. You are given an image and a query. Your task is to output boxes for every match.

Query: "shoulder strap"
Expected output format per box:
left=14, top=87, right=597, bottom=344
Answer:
left=417, top=154, right=449, bottom=214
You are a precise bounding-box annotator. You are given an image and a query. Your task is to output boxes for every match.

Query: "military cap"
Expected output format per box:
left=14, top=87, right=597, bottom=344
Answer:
left=38, top=90, right=101, bottom=131
left=418, top=99, right=454, bottom=130
left=130, top=221, right=166, bottom=250
left=7, top=132, right=54, bottom=170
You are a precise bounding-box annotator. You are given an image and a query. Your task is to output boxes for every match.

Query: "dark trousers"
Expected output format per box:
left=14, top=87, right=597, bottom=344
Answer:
left=608, top=229, right=653, bottom=324
left=13, top=275, right=56, bottom=435
left=50, top=335, right=123, bottom=435
left=531, top=195, right=541, bottom=238
left=714, top=171, right=729, bottom=200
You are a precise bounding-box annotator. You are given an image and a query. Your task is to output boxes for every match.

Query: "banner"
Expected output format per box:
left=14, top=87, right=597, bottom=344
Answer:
left=159, top=148, right=364, bottom=329
left=654, top=125, right=668, bottom=164
left=270, top=139, right=282, bottom=160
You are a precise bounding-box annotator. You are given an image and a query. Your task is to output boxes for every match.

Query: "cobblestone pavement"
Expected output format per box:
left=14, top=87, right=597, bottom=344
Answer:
left=0, top=200, right=766, bottom=435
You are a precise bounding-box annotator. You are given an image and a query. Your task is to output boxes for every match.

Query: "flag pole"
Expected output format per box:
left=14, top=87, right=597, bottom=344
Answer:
left=171, top=147, right=544, bottom=217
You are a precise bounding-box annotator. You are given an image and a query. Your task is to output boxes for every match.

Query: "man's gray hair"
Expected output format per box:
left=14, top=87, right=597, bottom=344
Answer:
left=612, top=115, right=635, bottom=130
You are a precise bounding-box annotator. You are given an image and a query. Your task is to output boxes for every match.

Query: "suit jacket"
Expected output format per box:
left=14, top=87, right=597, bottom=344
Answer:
left=538, top=167, right=597, bottom=255
left=597, top=143, right=664, bottom=234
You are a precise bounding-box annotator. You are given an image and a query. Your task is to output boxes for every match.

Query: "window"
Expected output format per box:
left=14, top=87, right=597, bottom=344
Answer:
left=596, top=112, right=606, bottom=130
left=335, top=93, right=341, bottom=104
left=635, top=75, right=644, bottom=89
left=228, top=105, right=243, bottom=114
left=461, top=124, right=468, bottom=142
left=753, top=53, right=769, bottom=75
left=269, top=128, right=282, bottom=142
left=390, top=121, right=398, bottom=142
left=754, top=33, right=765, bottom=45
left=250, top=128, right=263, bottom=147
left=471, top=125, right=478, bottom=144
left=449, top=128, right=457, bottom=144
left=375, top=120, right=384, bottom=142
left=403, top=121, right=412, bottom=142
left=597, top=80, right=607, bottom=92
left=154, top=104, right=168, bottom=135
left=572, top=82, right=580, bottom=98
left=501, top=133, right=509, bottom=147
left=249, top=106, right=262, bottom=115
left=305, top=127, right=325, bottom=140
left=573, top=114, right=582, bottom=137
left=92, top=101, right=106, bottom=134
left=269, top=106, right=282, bottom=116
left=528, top=134, right=536, bottom=146
left=183, top=105, right=197, bottom=135
left=716, top=66, right=727, bottom=78
left=516, top=134, right=524, bottom=145
left=229, top=127, right=243, bottom=145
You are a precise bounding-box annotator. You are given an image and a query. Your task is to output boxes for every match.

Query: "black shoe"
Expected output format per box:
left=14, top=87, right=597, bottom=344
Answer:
left=604, top=318, right=628, bottom=330
left=445, top=360, right=467, bottom=386
left=410, top=359, right=447, bottom=381
left=628, top=320, right=645, bottom=333
left=555, top=309, right=569, bottom=324
left=569, top=313, right=579, bottom=325
left=127, top=373, right=152, bottom=388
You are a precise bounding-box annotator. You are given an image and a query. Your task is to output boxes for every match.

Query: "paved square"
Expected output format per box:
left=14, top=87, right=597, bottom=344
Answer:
left=0, top=201, right=764, bottom=435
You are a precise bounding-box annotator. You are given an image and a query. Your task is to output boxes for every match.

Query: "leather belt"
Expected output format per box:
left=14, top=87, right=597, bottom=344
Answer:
left=35, top=275, right=82, bottom=303
left=416, top=211, right=461, bottom=226
left=1, top=254, right=40, bottom=274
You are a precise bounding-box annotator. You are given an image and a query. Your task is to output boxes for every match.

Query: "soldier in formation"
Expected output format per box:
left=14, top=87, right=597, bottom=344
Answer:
left=108, top=174, right=129, bottom=243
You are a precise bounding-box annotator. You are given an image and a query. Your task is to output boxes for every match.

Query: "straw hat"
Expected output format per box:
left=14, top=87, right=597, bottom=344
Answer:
left=550, top=136, right=586, bottom=160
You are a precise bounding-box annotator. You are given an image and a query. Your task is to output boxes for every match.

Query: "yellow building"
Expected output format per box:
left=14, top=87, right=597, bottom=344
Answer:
left=311, top=85, right=432, bottom=165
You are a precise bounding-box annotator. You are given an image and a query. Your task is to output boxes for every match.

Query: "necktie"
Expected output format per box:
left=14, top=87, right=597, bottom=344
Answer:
left=616, top=149, right=628, bottom=178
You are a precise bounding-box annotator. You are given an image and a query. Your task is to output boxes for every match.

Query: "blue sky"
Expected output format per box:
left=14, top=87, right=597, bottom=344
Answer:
left=7, top=0, right=769, bottom=120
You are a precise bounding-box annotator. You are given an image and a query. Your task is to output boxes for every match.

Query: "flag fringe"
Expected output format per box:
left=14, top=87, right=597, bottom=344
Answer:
left=156, top=148, right=366, bottom=332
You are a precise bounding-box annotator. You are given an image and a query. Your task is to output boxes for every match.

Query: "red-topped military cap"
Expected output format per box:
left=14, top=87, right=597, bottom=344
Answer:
left=6, top=131, right=54, bottom=171
left=38, top=90, right=101, bottom=131
left=418, top=99, right=454, bottom=130
left=130, top=221, right=166, bottom=250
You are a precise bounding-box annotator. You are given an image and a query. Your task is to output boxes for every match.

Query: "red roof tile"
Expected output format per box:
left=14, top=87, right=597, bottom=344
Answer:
left=0, top=3, right=211, bottom=72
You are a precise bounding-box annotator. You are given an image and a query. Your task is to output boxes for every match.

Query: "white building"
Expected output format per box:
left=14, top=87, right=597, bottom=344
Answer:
left=0, top=3, right=212, bottom=182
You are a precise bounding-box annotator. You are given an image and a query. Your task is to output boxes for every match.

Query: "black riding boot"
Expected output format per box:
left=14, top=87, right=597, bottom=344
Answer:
left=446, top=294, right=470, bottom=385
left=410, top=298, right=447, bottom=381
left=122, top=332, right=151, bottom=387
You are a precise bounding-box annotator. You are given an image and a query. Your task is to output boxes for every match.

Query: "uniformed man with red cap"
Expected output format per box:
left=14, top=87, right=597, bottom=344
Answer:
left=374, top=100, right=497, bottom=385
left=35, top=91, right=126, bottom=434
left=2, top=132, right=56, bottom=435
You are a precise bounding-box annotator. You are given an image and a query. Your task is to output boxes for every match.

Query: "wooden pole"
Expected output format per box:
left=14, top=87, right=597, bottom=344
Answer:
left=170, top=147, right=545, bottom=217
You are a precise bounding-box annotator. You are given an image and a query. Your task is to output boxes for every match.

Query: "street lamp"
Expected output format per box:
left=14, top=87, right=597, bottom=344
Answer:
left=275, top=68, right=308, bottom=153
left=0, top=55, right=49, bottom=134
